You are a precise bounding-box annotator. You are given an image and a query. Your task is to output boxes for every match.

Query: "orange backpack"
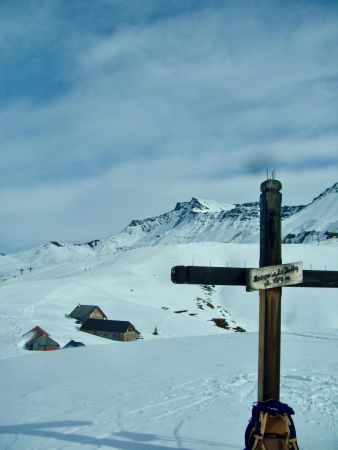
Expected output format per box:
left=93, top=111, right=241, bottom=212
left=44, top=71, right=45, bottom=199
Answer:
left=244, top=400, right=299, bottom=450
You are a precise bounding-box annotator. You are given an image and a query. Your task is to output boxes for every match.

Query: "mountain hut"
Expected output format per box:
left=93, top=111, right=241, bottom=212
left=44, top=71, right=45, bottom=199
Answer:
left=80, top=319, right=141, bottom=342
left=68, top=304, right=107, bottom=323
left=22, top=326, right=60, bottom=351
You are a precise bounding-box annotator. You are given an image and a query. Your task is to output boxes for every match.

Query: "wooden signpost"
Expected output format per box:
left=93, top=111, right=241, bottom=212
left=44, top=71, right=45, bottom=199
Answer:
left=171, top=178, right=338, bottom=402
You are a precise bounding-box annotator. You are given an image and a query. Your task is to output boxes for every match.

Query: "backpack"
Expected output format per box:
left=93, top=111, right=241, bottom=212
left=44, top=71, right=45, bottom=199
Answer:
left=244, top=399, right=299, bottom=450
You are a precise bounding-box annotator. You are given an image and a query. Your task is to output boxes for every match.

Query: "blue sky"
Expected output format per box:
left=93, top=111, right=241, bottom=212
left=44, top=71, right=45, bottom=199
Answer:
left=1, top=0, right=338, bottom=253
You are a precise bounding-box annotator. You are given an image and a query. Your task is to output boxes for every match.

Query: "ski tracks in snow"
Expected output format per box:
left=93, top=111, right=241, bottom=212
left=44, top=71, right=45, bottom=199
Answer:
left=124, top=370, right=337, bottom=438
left=128, top=373, right=257, bottom=423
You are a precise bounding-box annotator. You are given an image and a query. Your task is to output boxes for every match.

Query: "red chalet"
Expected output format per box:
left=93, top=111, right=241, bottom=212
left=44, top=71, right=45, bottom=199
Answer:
left=22, top=326, right=60, bottom=351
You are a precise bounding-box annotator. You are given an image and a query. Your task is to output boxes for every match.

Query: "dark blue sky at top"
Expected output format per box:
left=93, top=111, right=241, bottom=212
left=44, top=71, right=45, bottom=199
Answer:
left=0, top=0, right=209, bottom=104
left=0, top=0, right=223, bottom=188
left=2, top=0, right=336, bottom=105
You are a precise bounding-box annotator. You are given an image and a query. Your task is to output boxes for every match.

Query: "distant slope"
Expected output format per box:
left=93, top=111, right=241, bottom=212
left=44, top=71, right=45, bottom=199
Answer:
left=1, top=242, right=338, bottom=359
left=283, top=183, right=338, bottom=243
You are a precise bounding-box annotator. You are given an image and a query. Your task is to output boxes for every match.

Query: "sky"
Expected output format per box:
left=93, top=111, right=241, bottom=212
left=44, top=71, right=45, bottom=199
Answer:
left=1, top=0, right=337, bottom=254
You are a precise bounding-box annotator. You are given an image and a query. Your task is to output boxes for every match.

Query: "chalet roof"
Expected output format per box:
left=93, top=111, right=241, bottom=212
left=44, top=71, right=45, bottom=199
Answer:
left=22, top=326, right=59, bottom=347
left=63, top=340, right=85, bottom=349
left=80, top=318, right=140, bottom=334
left=69, top=304, right=107, bottom=321
left=22, top=326, right=49, bottom=338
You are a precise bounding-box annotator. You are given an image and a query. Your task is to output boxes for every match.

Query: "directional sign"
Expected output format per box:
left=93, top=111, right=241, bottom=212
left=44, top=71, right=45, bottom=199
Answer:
left=246, top=261, right=303, bottom=291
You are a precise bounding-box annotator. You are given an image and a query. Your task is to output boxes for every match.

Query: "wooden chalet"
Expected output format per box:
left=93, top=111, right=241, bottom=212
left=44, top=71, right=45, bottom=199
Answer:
left=22, top=326, right=60, bottom=351
left=80, top=319, right=141, bottom=342
left=68, top=304, right=107, bottom=322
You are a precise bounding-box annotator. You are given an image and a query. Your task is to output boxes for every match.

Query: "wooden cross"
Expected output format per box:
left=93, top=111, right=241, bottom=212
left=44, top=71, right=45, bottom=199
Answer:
left=171, top=179, right=338, bottom=401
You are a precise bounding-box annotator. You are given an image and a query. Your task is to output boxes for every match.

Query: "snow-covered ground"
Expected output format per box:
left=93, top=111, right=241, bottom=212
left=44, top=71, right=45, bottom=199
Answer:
left=0, top=242, right=338, bottom=449
left=1, top=332, right=338, bottom=449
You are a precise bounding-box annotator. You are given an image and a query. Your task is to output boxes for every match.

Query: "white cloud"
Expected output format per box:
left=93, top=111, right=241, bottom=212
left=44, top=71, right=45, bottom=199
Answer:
left=0, top=1, right=337, bottom=253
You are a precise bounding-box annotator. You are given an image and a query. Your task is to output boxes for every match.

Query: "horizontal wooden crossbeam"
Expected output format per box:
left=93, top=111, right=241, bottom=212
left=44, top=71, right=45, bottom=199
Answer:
left=171, top=266, right=338, bottom=288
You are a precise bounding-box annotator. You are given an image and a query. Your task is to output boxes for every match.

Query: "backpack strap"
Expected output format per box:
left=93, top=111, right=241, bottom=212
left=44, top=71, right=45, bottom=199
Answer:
left=259, top=411, right=269, bottom=436
left=284, top=414, right=291, bottom=444
left=289, top=437, right=299, bottom=450
left=285, top=409, right=299, bottom=449
left=251, top=435, right=265, bottom=450
left=251, top=412, right=268, bottom=450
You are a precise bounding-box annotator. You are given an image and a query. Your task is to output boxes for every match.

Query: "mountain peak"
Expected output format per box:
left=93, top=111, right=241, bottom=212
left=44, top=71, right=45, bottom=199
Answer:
left=312, top=182, right=338, bottom=203
left=175, top=197, right=234, bottom=214
left=324, top=181, right=338, bottom=194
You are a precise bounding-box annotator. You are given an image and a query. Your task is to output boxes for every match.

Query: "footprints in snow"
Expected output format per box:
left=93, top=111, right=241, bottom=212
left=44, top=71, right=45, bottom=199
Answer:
left=128, top=374, right=256, bottom=422
left=282, top=373, right=338, bottom=428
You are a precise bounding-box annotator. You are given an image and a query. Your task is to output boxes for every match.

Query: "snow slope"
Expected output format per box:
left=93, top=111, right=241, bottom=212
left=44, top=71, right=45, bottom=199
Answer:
left=1, top=331, right=338, bottom=449
left=0, top=242, right=338, bottom=449
left=1, top=242, right=338, bottom=359
left=283, top=182, right=338, bottom=243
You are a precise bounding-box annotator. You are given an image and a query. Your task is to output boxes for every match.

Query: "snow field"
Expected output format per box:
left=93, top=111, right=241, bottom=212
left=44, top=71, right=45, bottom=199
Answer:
left=0, top=242, right=338, bottom=448
left=0, top=332, right=338, bottom=449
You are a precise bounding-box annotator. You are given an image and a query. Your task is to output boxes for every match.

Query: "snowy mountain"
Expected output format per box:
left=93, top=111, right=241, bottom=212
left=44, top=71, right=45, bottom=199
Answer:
left=1, top=185, right=338, bottom=449
left=104, top=198, right=259, bottom=251
left=1, top=183, right=337, bottom=274
left=283, top=182, right=338, bottom=243
left=104, top=182, right=337, bottom=251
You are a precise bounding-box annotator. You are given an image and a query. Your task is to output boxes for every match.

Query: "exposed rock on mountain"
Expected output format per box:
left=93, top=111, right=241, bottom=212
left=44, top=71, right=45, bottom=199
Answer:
left=106, top=183, right=337, bottom=250
left=3, top=183, right=337, bottom=264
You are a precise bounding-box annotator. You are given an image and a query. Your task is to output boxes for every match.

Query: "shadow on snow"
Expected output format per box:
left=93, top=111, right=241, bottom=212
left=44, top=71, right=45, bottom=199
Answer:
left=0, top=420, right=241, bottom=449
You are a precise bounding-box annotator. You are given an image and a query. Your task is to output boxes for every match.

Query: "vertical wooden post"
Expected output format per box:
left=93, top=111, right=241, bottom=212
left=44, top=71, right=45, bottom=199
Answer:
left=258, top=179, right=282, bottom=401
